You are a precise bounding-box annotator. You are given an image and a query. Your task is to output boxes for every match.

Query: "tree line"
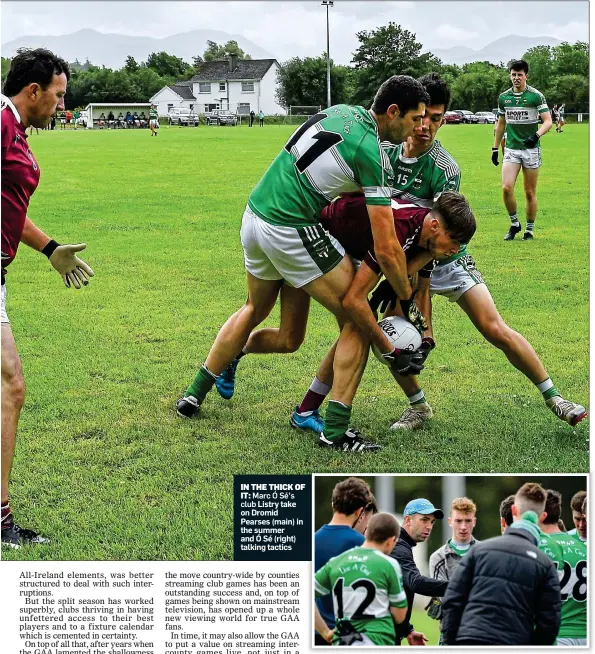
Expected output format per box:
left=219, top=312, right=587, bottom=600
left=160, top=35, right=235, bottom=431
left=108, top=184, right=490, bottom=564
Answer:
left=1, top=27, right=588, bottom=113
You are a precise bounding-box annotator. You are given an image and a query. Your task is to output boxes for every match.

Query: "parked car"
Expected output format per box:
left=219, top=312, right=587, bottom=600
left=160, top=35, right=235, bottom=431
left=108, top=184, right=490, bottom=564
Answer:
left=168, top=108, right=198, bottom=126
left=453, top=110, right=478, bottom=124
left=475, top=111, right=497, bottom=124
left=444, top=111, right=463, bottom=124
left=213, top=110, right=238, bottom=126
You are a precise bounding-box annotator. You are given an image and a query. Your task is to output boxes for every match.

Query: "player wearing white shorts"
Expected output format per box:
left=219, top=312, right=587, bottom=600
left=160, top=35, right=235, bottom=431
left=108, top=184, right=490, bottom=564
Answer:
left=492, top=59, right=552, bottom=240
left=176, top=76, right=429, bottom=452
left=149, top=105, right=159, bottom=136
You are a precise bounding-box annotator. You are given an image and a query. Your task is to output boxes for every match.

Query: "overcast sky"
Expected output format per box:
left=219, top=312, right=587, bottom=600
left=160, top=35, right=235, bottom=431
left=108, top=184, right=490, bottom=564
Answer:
left=1, top=1, right=589, bottom=65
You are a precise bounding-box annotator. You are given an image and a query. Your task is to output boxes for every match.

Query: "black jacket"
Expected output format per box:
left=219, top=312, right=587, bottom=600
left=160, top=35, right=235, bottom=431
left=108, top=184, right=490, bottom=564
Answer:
left=389, top=529, right=449, bottom=641
left=441, top=528, right=561, bottom=646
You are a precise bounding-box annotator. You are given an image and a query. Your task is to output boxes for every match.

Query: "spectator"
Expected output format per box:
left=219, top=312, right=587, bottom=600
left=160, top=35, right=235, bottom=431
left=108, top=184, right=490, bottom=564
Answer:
left=314, top=477, right=377, bottom=646
left=133, top=112, right=140, bottom=128
left=65, top=109, right=72, bottom=127
left=125, top=111, right=133, bottom=128
left=73, top=108, right=80, bottom=130
left=258, top=110, right=264, bottom=127
left=117, top=112, right=124, bottom=129
left=98, top=112, right=106, bottom=129
left=249, top=109, right=255, bottom=127
left=59, top=110, right=66, bottom=129
left=107, top=110, right=115, bottom=128
left=389, top=498, right=447, bottom=645
left=441, top=482, right=561, bottom=646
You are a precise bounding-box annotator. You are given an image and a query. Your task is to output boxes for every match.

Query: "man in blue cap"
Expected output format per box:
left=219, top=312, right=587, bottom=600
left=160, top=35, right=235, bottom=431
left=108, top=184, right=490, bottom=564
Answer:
left=389, top=498, right=447, bottom=645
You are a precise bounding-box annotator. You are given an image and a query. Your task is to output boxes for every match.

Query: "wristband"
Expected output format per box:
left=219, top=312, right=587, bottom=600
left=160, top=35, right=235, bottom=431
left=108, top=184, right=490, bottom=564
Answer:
left=421, top=337, right=436, bottom=350
left=42, top=239, right=60, bottom=258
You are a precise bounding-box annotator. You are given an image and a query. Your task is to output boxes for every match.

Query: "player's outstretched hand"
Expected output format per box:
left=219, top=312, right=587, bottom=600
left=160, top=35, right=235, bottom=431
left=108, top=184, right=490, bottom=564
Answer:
left=49, top=243, right=95, bottom=289
left=400, top=292, right=428, bottom=334
left=523, top=132, right=540, bottom=148
left=381, top=348, right=419, bottom=375
left=368, top=279, right=397, bottom=314
left=491, top=147, right=499, bottom=166
left=406, top=630, right=429, bottom=646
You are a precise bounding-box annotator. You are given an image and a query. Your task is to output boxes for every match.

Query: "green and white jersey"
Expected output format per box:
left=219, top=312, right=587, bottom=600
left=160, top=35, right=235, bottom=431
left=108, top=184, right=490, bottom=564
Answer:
left=149, top=108, right=158, bottom=120
left=539, top=532, right=587, bottom=639
left=497, top=85, right=549, bottom=150
left=315, top=545, right=407, bottom=646
left=383, top=139, right=465, bottom=264
left=566, top=528, right=586, bottom=543
left=248, top=105, right=394, bottom=228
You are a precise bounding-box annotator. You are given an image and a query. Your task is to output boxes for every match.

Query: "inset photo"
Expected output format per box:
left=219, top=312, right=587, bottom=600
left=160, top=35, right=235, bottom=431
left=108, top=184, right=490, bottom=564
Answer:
left=313, top=474, right=587, bottom=647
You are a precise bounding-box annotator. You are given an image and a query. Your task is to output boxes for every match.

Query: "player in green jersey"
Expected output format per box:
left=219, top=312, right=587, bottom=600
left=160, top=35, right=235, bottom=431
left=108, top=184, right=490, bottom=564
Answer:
left=567, top=490, right=587, bottom=543
left=492, top=59, right=552, bottom=241
left=290, top=73, right=586, bottom=430
left=314, top=512, right=408, bottom=646
left=176, top=76, right=429, bottom=452
left=149, top=105, right=159, bottom=136
left=538, top=489, right=587, bottom=646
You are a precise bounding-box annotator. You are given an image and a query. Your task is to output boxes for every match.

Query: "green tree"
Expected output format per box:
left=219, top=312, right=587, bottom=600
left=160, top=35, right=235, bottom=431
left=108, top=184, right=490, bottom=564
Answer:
left=548, top=74, right=589, bottom=112
left=522, top=45, right=553, bottom=93
left=275, top=54, right=351, bottom=109
left=551, top=41, right=589, bottom=78
left=1, top=56, right=11, bottom=87
left=350, top=22, right=442, bottom=106
left=146, top=51, right=190, bottom=78
left=450, top=62, right=509, bottom=112
left=203, top=39, right=251, bottom=62
left=124, top=55, right=139, bottom=74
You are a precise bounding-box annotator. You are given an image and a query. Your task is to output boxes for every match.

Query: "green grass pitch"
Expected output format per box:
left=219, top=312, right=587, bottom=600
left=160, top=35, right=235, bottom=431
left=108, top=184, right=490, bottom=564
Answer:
left=3, top=123, right=588, bottom=560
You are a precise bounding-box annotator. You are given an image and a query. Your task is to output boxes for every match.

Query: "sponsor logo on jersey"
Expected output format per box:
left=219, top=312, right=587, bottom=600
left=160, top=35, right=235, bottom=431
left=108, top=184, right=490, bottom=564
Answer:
left=413, top=176, right=423, bottom=189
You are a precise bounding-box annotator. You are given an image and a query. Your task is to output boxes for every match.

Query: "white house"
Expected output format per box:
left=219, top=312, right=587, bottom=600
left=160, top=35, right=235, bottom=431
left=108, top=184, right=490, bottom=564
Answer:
left=150, top=56, right=287, bottom=117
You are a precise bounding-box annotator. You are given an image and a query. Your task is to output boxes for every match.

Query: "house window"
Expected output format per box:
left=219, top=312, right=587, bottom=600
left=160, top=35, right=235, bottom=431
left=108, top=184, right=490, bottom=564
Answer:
left=167, top=104, right=173, bottom=111
left=219, top=82, right=226, bottom=92
left=199, top=82, right=211, bottom=93
left=241, top=81, right=255, bottom=93
left=237, top=103, right=250, bottom=115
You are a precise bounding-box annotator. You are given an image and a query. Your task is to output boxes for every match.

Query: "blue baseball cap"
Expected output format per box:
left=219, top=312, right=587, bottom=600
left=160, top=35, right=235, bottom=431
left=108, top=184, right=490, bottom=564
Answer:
left=404, top=498, right=444, bottom=519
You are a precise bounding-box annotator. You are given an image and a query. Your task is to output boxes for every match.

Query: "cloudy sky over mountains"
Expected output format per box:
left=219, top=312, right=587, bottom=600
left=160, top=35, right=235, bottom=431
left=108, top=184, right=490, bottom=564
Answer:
left=2, top=1, right=589, bottom=66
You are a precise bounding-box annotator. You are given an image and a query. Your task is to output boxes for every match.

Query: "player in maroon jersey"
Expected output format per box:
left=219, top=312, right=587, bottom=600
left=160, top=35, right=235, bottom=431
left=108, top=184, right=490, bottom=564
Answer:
left=1, top=48, right=95, bottom=548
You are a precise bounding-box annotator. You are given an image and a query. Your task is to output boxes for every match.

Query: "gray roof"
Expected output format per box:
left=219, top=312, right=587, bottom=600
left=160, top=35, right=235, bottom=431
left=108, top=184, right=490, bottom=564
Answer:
left=169, top=84, right=196, bottom=100
left=189, top=59, right=277, bottom=82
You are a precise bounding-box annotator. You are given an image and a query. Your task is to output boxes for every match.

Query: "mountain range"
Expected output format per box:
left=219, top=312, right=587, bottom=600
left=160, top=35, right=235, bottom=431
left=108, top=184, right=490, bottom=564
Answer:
left=2, top=29, right=565, bottom=69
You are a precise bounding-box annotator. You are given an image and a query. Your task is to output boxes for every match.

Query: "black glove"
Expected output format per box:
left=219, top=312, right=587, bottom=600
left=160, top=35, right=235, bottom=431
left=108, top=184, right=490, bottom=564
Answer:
left=523, top=132, right=540, bottom=148
left=368, top=279, right=397, bottom=314
left=336, top=622, right=363, bottom=646
left=491, top=147, right=499, bottom=166
left=425, top=597, right=443, bottom=621
left=381, top=347, right=419, bottom=375
left=399, top=291, right=428, bottom=334
left=405, top=337, right=436, bottom=375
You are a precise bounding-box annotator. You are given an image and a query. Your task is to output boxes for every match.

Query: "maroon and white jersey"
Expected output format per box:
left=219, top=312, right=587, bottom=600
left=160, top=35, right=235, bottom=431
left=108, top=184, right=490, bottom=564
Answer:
left=320, top=193, right=429, bottom=274
left=1, top=95, right=41, bottom=281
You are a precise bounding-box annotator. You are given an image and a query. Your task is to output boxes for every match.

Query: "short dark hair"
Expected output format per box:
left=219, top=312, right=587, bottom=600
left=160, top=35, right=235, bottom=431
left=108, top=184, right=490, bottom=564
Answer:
left=432, top=191, right=476, bottom=244
left=508, top=59, right=529, bottom=74
left=500, top=495, right=515, bottom=527
left=543, top=489, right=562, bottom=524
left=3, top=48, right=70, bottom=97
left=331, top=477, right=373, bottom=516
left=418, top=72, right=451, bottom=111
left=571, top=490, right=586, bottom=513
left=515, top=482, right=547, bottom=516
left=371, top=75, right=430, bottom=116
left=557, top=519, right=567, bottom=532
left=582, top=497, right=587, bottom=515
left=366, top=512, right=400, bottom=543
left=363, top=493, right=379, bottom=515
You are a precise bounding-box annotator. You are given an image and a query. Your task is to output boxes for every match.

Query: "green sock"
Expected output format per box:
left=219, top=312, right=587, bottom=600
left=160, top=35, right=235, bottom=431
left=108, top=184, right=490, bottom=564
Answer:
left=536, top=378, right=560, bottom=402
left=324, top=401, right=352, bottom=442
left=186, top=365, right=217, bottom=402
left=408, top=390, right=426, bottom=406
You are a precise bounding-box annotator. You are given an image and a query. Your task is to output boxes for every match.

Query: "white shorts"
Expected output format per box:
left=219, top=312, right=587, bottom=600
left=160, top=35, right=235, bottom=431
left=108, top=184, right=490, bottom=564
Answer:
left=150, top=119, right=158, bottom=127
left=430, top=255, right=485, bottom=303
left=1, top=284, right=9, bottom=323
left=556, top=638, right=587, bottom=646
left=503, top=146, right=542, bottom=169
left=240, top=205, right=345, bottom=288
left=346, top=634, right=375, bottom=647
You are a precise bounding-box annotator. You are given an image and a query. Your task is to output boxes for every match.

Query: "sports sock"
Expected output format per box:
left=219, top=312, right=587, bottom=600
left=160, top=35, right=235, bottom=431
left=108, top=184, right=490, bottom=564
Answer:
left=408, top=390, right=427, bottom=406
left=525, top=222, right=535, bottom=233
left=1, top=501, right=13, bottom=529
left=509, top=213, right=519, bottom=225
left=299, top=377, right=331, bottom=413
left=536, top=378, right=560, bottom=402
left=186, top=364, right=218, bottom=402
left=323, top=400, right=352, bottom=442
left=235, top=349, right=247, bottom=361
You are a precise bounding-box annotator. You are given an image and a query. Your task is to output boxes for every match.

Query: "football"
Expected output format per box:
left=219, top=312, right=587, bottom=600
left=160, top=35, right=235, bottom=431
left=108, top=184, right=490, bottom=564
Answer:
left=372, top=316, right=422, bottom=365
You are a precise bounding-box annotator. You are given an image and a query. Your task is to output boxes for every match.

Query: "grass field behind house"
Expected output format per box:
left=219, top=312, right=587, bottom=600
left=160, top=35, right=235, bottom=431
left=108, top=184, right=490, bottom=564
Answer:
left=3, top=123, right=588, bottom=561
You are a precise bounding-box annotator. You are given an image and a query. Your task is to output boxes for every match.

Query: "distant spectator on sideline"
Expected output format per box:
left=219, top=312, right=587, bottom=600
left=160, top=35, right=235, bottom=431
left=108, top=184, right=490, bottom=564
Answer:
left=65, top=109, right=72, bottom=127
left=107, top=110, right=115, bottom=128
left=73, top=108, right=80, bottom=129
left=249, top=109, right=255, bottom=127
left=59, top=110, right=66, bottom=129
left=125, top=111, right=133, bottom=128
left=259, top=110, right=264, bottom=126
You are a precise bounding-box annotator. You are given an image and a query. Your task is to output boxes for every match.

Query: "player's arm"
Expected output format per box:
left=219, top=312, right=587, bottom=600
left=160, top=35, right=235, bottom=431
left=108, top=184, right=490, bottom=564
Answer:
left=535, top=110, right=552, bottom=137
left=493, top=116, right=506, bottom=151
left=314, top=604, right=334, bottom=643
left=21, top=217, right=94, bottom=289
left=390, top=605, right=407, bottom=624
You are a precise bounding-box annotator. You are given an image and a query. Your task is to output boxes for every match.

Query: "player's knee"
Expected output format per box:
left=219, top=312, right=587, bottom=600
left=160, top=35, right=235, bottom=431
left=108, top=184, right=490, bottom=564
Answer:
left=502, top=182, right=515, bottom=195
left=524, top=188, right=536, bottom=201
left=2, top=367, right=25, bottom=410
left=481, top=318, right=513, bottom=350
left=278, top=332, right=304, bottom=353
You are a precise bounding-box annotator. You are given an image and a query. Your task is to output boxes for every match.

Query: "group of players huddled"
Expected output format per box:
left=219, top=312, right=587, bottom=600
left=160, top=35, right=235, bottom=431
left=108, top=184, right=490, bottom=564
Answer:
left=314, top=477, right=587, bottom=646
left=177, top=60, right=587, bottom=448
